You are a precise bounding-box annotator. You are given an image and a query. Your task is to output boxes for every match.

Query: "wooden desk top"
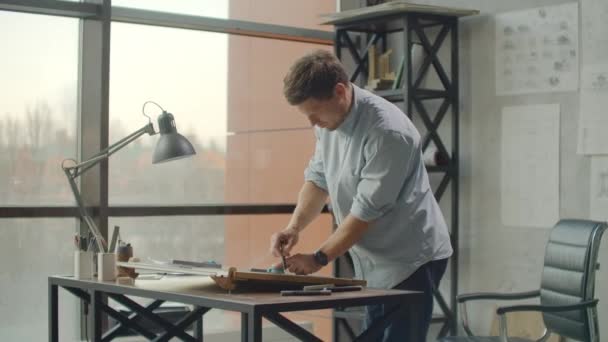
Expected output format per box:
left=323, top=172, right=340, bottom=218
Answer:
left=50, top=275, right=419, bottom=312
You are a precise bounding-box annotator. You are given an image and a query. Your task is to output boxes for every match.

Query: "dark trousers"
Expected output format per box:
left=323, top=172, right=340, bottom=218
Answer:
left=365, top=258, right=449, bottom=342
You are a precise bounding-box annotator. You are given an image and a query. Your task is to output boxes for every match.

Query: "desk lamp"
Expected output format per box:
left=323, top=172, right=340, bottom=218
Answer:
left=62, top=101, right=196, bottom=252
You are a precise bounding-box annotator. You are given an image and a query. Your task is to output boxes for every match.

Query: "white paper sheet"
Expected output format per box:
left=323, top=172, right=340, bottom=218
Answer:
left=501, top=104, right=560, bottom=228
left=590, top=156, right=608, bottom=220
left=495, top=3, right=579, bottom=95
left=582, top=0, right=608, bottom=65
left=577, top=64, right=608, bottom=155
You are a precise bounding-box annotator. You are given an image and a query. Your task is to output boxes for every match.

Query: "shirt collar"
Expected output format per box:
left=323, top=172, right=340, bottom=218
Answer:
left=335, top=83, right=362, bottom=135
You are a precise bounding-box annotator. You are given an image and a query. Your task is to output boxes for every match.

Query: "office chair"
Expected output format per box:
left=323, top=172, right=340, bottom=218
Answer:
left=442, top=219, right=606, bottom=342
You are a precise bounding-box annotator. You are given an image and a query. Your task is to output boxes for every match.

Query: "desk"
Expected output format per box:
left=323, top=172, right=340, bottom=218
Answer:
left=49, top=275, right=423, bottom=342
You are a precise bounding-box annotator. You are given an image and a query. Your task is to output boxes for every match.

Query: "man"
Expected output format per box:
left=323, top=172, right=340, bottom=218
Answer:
left=269, top=50, right=452, bottom=341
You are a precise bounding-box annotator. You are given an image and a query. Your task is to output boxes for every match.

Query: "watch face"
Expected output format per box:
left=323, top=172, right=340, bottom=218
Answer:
left=314, top=250, right=328, bottom=266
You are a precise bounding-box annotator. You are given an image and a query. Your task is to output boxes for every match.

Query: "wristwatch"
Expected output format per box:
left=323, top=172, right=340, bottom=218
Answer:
left=313, top=250, right=329, bottom=266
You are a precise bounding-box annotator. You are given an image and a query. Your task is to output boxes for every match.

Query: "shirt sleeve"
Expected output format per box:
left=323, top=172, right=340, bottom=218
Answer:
left=303, top=129, right=328, bottom=191
left=350, top=130, right=418, bottom=222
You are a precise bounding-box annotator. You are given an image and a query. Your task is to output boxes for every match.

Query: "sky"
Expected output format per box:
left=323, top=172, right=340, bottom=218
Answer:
left=0, top=1, right=229, bottom=150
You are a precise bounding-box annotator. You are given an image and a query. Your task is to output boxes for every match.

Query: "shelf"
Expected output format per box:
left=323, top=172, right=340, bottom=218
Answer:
left=333, top=7, right=462, bottom=336
left=426, top=164, right=450, bottom=173
left=375, top=88, right=451, bottom=102
left=321, top=1, right=478, bottom=32
left=374, top=89, right=404, bottom=102
left=415, top=88, right=450, bottom=99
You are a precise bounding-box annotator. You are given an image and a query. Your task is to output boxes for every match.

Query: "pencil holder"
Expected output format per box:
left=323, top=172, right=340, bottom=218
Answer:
left=97, top=252, right=117, bottom=281
left=74, top=250, right=94, bottom=279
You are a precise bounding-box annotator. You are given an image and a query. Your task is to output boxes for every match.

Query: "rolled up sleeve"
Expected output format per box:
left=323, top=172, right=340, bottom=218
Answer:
left=350, top=131, right=417, bottom=222
left=304, top=130, right=328, bottom=191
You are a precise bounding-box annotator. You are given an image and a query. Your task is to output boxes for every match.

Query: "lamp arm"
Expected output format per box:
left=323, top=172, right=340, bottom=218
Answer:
left=62, top=122, right=156, bottom=252
left=63, top=166, right=107, bottom=252
left=67, top=123, right=156, bottom=177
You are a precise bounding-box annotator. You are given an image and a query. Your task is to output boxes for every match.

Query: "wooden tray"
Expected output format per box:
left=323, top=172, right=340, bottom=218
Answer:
left=213, top=268, right=366, bottom=291
left=118, top=261, right=366, bottom=291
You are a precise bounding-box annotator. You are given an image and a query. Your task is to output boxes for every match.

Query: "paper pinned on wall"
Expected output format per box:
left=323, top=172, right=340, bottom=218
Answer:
left=582, top=0, right=608, bottom=65
left=495, top=3, right=579, bottom=95
left=577, top=64, right=608, bottom=155
left=590, top=156, right=608, bottom=221
left=501, top=104, right=560, bottom=228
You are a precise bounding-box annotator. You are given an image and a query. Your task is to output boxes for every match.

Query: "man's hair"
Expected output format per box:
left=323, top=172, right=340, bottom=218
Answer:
left=283, top=50, right=349, bottom=105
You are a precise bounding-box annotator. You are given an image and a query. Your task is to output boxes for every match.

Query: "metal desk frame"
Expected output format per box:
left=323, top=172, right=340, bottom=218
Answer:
left=49, top=276, right=422, bottom=342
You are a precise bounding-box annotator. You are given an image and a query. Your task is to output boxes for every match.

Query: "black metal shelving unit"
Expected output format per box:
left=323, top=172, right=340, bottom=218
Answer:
left=325, top=3, right=478, bottom=340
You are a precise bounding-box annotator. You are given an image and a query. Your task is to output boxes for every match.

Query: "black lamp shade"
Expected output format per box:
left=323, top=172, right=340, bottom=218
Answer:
left=152, top=111, right=196, bottom=164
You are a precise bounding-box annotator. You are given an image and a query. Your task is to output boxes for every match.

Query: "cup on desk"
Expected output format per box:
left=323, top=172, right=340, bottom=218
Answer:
left=97, top=252, right=117, bottom=281
left=74, top=250, right=94, bottom=279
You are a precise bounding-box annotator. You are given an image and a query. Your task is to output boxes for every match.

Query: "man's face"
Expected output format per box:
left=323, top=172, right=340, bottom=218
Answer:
left=296, top=83, right=349, bottom=131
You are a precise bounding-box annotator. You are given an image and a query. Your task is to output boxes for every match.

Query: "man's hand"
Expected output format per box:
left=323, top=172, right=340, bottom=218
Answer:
left=285, top=253, right=322, bottom=275
left=270, top=227, right=299, bottom=258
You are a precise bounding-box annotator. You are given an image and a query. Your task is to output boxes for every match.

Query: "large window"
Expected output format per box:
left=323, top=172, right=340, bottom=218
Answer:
left=109, top=22, right=228, bottom=205
left=0, top=11, right=79, bottom=340
left=113, top=0, right=228, bottom=18
left=0, top=219, right=79, bottom=341
left=0, top=11, right=78, bottom=206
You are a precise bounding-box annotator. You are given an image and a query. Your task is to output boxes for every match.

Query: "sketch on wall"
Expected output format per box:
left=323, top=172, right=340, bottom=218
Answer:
left=578, top=64, right=608, bottom=154
left=495, top=3, right=579, bottom=95
left=590, top=156, right=608, bottom=221
left=501, top=104, right=560, bottom=228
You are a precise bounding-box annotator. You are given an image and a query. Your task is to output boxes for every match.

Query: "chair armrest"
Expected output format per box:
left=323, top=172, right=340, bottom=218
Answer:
left=457, top=290, right=540, bottom=338
left=496, top=299, right=598, bottom=315
left=457, top=290, right=540, bottom=303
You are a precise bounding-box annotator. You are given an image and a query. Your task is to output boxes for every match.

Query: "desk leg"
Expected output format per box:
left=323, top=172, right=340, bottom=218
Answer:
left=195, top=307, right=203, bottom=342
left=407, top=295, right=422, bottom=342
left=242, top=310, right=261, bottom=342
left=91, top=290, right=102, bottom=342
left=48, top=282, right=58, bottom=342
left=241, top=313, right=248, bottom=342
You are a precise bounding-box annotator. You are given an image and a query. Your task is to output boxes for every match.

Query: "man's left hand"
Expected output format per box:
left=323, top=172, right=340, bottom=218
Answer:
left=285, top=253, right=322, bottom=275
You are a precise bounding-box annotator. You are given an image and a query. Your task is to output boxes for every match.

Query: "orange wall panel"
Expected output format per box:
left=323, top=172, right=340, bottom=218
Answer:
left=227, top=36, right=333, bottom=133
left=248, top=129, right=315, bottom=203
left=229, top=0, right=335, bottom=31
left=227, top=36, right=252, bottom=133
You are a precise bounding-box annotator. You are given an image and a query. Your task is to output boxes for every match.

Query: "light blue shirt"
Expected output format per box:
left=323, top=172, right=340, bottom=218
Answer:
left=304, top=84, right=453, bottom=289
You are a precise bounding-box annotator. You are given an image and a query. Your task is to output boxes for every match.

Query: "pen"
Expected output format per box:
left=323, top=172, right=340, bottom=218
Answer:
left=325, top=285, right=363, bottom=292
left=279, top=242, right=288, bottom=271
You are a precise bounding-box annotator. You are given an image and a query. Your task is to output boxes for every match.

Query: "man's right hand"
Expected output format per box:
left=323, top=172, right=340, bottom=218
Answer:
left=270, top=227, right=299, bottom=257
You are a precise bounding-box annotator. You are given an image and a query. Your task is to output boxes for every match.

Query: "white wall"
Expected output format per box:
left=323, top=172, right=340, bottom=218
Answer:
left=341, top=0, right=608, bottom=339
left=459, top=1, right=608, bottom=338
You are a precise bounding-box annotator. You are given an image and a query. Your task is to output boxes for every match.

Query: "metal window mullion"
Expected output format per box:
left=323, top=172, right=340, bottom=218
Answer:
left=0, top=0, right=99, bottom=18
left=78, top=0, right=111, bottom=236
left=111, top=7, right=333, bottom=45
left=78, top=1, right=111, bottom=339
